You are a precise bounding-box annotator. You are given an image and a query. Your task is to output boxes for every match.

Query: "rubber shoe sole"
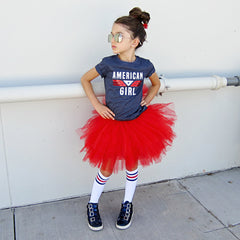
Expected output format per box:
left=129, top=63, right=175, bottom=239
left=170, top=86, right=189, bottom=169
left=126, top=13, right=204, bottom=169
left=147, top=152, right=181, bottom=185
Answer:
left=88, top=222, right=103, bottom=231
left=116, top=212, right=133, bottom=230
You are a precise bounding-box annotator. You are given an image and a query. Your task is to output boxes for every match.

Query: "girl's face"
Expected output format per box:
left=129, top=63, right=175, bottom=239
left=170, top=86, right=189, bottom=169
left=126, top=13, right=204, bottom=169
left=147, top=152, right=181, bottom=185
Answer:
left=109, top=23, right=139, bottom=55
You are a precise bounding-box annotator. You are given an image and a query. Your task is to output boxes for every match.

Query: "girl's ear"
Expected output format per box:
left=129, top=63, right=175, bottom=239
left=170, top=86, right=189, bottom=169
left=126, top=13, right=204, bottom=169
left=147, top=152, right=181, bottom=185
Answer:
left=132, top=38, right=140, bottom=48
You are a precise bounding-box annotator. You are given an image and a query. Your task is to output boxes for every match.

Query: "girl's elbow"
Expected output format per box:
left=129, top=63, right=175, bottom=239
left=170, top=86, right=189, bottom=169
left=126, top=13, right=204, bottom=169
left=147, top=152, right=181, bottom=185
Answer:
left=80, top=77, right=84, bottom=84
left=154, top=81, right=161, bottom=89
left=81, top=76, right=88, bottom=85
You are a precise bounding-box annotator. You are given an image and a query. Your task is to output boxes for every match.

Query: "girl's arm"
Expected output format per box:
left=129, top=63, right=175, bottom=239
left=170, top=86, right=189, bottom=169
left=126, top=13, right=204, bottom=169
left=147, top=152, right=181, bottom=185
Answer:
left=81, top=68, right=115, bottom=120
left=141, top=72, right=161, bottom=106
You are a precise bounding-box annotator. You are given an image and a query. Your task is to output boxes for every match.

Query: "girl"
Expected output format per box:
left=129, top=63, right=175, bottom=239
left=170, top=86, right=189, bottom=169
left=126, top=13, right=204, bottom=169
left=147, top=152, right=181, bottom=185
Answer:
left=77, top=7, right=176, bottom=231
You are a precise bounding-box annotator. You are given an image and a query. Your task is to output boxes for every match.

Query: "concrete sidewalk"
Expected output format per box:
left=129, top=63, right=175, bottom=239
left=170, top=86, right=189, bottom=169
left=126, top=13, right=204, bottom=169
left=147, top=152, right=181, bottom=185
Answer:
left=1, top=168, right=240, bottom=240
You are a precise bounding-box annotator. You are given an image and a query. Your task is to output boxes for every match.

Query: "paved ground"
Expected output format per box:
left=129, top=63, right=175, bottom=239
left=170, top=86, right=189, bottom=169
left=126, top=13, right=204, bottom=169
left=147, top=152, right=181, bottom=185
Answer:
left=1, top=168, right=240, bottom=240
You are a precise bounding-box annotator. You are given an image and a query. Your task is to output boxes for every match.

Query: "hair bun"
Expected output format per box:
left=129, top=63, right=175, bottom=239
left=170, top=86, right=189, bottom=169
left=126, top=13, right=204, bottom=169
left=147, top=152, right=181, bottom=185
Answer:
left=129, top=7, right=150, bottom=24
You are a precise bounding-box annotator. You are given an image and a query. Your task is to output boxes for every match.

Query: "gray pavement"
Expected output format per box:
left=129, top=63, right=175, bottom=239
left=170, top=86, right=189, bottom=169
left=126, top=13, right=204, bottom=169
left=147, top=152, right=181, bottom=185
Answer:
left=1, top=168, right=240, bottom=240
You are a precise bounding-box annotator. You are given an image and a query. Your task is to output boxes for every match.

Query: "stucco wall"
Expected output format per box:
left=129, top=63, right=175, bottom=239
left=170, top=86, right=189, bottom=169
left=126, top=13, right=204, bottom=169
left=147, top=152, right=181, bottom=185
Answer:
left=0, top=0, right=239, bottom=208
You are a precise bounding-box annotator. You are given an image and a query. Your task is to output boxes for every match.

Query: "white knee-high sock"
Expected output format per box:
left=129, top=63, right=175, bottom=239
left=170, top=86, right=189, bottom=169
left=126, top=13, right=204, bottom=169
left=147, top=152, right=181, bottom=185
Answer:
left=89, top=171, right=110, bottom=203
left=123, top=169, right=138, bottom=203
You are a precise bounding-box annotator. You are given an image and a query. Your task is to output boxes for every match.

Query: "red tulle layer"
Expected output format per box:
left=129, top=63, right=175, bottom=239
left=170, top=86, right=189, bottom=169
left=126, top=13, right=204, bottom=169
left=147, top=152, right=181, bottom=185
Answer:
left=77, top=103, right=176, bottom=172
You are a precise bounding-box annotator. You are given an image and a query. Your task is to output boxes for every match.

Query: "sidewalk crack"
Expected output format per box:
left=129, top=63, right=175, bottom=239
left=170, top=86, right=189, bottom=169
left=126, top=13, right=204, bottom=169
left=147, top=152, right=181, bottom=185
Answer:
left=11, top=208, right=16, bottom=240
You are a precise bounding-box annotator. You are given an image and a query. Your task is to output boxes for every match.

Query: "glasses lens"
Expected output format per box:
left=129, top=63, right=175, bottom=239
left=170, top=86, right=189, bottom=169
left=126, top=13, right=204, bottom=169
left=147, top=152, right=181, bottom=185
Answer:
left=114, top=33, right=123, bottom=43
left=108, top=33, right=123, bottom=43
left=108, top=34, right=112, bottom=43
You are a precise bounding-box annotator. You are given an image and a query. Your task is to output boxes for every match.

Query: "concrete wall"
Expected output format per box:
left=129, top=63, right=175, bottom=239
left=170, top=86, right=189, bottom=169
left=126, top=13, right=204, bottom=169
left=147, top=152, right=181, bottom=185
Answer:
left=0, top=0, right=240, bottom=208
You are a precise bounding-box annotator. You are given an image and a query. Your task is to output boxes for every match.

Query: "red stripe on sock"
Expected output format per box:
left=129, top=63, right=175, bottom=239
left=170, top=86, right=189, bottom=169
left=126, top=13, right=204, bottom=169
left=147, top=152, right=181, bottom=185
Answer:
left=127, top=174, right=138, bottom=179
left=96, top=175, right=107, bottom=184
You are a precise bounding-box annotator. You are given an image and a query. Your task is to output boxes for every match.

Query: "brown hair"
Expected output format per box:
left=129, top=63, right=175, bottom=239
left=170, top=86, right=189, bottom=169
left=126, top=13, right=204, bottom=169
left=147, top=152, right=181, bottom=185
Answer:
left=114, top=7, right=150, bottom=49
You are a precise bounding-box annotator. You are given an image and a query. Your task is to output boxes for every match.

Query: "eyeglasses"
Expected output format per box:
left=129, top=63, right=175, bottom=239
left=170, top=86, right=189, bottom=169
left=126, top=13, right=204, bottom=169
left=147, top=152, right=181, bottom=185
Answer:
left=108, top=33, right=123, bottom=43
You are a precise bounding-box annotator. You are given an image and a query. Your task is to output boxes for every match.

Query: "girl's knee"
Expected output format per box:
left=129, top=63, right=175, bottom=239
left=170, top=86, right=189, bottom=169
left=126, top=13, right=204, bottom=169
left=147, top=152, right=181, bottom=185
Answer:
left=126, top=162, right=138, bottom=172
left=100, top=168, right=113, bottom=178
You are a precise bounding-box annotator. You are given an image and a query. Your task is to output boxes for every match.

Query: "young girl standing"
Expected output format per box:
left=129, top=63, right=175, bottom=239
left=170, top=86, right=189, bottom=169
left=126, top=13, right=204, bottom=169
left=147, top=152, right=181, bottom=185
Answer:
left=78, top=7, right=176, bottom=231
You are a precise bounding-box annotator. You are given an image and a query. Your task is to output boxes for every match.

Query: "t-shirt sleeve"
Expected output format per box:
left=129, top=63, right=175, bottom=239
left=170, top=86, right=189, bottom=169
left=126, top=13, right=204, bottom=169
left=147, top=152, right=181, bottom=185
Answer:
left=145, top=60, right=156, bottom=78
left=95, top=58, right=108, bottom=78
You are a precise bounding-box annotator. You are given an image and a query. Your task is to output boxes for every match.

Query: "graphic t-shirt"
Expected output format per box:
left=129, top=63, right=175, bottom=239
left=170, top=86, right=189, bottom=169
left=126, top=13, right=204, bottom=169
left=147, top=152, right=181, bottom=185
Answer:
left=95, top=55, right=155, bottom=120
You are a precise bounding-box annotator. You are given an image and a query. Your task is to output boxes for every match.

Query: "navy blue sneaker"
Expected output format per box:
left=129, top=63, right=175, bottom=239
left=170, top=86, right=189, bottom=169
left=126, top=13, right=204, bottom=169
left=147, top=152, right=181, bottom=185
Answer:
left=116, top=201, right=133, bottom=230
left=87, top=203, right=103, bottom=231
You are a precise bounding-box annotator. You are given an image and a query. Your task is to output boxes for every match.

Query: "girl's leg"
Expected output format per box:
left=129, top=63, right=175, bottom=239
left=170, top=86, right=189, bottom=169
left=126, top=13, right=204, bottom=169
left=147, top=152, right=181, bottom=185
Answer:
left=89, top=162, right=113, bottom=203
left=89, top=170, right=110, bottom=203
left=87, top=163, right=114, bottom=231
left=123, top=167, right=138, bottom=203
left=123, top=160, right=138, bottom=203
left=116, top=160, right=138, bottom=230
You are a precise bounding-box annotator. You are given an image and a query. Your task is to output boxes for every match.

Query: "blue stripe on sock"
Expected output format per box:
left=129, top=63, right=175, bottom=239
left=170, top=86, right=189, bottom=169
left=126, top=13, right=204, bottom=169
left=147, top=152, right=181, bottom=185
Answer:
left=97, top=173, right=106, bottom=181
left=126, top=170, right=138, bottom=176
left=126, top=177, right=138, bottom=181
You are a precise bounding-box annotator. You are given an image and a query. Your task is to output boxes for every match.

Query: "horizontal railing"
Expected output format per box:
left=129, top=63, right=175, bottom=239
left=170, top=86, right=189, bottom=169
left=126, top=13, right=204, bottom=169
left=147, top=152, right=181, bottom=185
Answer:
left=0, top=75, right=239, bottom=103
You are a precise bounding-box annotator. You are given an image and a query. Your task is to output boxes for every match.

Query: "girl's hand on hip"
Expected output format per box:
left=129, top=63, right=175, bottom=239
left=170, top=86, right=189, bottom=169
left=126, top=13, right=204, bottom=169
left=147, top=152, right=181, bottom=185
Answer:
left=95, top=103, right=115, bottom=120
left=141, top=99, right=149, bottom=107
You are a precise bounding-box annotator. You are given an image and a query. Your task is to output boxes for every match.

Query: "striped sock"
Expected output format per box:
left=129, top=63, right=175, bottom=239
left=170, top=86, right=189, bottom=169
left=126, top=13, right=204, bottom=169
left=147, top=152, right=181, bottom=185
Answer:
left=89, top=171, right=110, bottom=203
left=123, top=169, right=138, bottom=203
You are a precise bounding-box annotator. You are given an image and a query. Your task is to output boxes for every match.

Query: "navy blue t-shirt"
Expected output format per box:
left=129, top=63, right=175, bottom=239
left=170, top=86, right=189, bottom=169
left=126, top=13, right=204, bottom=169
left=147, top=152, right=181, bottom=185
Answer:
left=95, top=55, right=155, bottom=121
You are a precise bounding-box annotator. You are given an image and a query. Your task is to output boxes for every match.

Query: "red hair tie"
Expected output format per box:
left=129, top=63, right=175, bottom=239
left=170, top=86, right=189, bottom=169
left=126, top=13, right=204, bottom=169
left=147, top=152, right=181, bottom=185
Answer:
left=143, top=23, right=148, bottom=29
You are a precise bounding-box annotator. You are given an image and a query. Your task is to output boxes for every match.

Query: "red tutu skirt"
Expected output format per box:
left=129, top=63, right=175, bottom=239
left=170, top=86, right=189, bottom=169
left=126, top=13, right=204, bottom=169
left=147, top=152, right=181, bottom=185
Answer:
left=77, top=103, right=176, bottom=173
